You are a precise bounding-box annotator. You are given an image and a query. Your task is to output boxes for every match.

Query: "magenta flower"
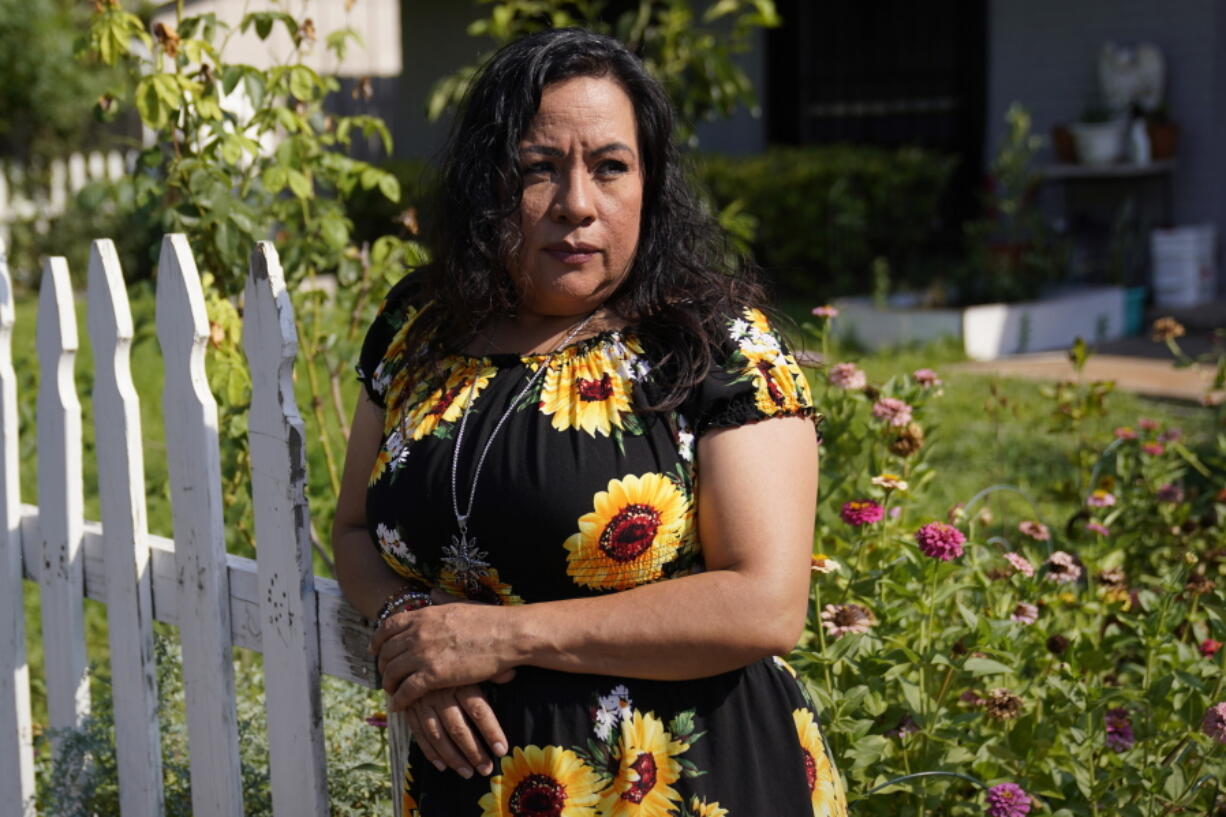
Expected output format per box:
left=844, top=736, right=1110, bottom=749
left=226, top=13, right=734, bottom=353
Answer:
left=1138, top=417, right=1159, bottom=431
left=1010, top=602, right=1039, bottom=625
left=364, top=712, right=388, bottom=729
left=985, top=782, right=1032, bottom=817
left=827, top=362, right=867, bottom=390
left=1159, top=426, right=1183, bottom=442
left=1156, top=483, right=1184, bottom=503
left=872, top=397, right=914, bottom=427
left=1201, top=702, right=1226, bottom=744
left=1142, top=442, right=1165, bottom=456
left=841, top=499, right=885, bottom=526
left=912, top=368, right=942, bottom=387
left=1017, top=520, right=1050, bottom=541
left=1086, top=521, right=1110, bottom=537
left=1201, top=639, right=1222, bottom=658
left=915, top=522, right=966, bottom=561
left=1114, top=426, right=1137, bottom=440
left=1086, top=490, right=1116, bottom=508
left=1044, top=550, right=1082, bottom=584
left=1003, top=552, right=1035, bottom=578
left=812, top=305, right=839, bottom=319
left=1105, top=707, right=1134, bottom=752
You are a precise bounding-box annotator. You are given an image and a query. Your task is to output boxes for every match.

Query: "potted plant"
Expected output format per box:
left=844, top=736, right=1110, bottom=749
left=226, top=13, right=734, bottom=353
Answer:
left=1069, top=99, right=1127, bottom=165
left=1143, top=103, right=1179, bottom=160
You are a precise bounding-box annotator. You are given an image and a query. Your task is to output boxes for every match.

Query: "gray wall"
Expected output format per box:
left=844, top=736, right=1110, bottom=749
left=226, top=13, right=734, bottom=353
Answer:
left=987, top=0, right=1223, bottom=284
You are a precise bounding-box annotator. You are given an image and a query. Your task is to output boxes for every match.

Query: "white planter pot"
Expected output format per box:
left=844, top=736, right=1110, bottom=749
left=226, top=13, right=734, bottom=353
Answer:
left=833, top=287, right=1127, bottom=361
left=1070, top=120, right=1128, bottom=165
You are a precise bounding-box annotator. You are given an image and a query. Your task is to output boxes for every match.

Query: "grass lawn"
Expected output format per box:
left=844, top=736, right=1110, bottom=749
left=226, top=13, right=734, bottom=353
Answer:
left=12, top=288, right=1220, bottom=728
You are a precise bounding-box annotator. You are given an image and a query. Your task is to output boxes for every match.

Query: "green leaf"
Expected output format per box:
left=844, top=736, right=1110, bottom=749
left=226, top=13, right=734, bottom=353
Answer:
left=264, top=165, right=288, bottom=194
left=287, top=169, right=312, bottom=199
left=964, top=656, right=1014, bottom=676
left=289, top=66, right=316, bottom=101
left=377, top=172, right=400, bottom=203
left=319, top=213, right=349, bottom=249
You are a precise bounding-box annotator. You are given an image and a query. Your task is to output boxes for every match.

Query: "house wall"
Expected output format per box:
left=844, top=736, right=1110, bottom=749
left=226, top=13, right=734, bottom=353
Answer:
left=987, top=0, right=1223, bottom=286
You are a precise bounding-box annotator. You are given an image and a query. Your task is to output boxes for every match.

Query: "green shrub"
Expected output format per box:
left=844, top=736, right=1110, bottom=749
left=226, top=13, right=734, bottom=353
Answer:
left=694, top=146, right=958, bottom=301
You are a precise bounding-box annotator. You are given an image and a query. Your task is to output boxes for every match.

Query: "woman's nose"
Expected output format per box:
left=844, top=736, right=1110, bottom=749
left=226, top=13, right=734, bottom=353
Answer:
left=551, top=171, right=596, bottom=225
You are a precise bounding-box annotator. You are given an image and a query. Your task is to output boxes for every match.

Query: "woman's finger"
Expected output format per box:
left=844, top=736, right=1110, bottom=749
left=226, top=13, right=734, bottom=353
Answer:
left=456, top=685, right=508, bottom=759
left=405, top=706, right=447, bottom=774
left=412, top=698, right=476, bottom=778
left=437, top=693, right=493, bottom=775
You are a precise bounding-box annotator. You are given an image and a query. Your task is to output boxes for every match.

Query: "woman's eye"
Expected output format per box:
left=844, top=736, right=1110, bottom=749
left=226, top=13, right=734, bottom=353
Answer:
left=523, top=161, right=554, bottom=176
left=597, top=160, right=629, bottom=177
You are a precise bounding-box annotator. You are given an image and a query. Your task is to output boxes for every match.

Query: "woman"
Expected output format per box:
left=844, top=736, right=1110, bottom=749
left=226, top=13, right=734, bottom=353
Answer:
left=332, top=27, right=847, bottom=816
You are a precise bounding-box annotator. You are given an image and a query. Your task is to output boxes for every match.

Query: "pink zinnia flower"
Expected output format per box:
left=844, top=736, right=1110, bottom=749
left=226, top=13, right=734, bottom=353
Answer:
left=1142, top=442, right=1165, bottom=456
left=1156, top=483, right=1184, bottom=503
left=841, top=499, right=885, bottom=526
left=913, top=368, right=942, bottom=387
left=915, top=522, right=966, bottom=561
left=1200, top=639, right=1221, bottom=658
left=1017, top=521, right=1050, bottom=541
left=1086, top=521, right=1110, bottom=537
left=1201, top=702, right=1226, bottom=744
left=1105, top=707, right=1134, bottom=752
left=1011, top=602, right=1039, bottom=624
left=364, top=711, right=388, bottom=729
left=1044, top=550, right=1082, bottom=584
left=812, top=305, right=839, bottom=319
left=1114, top=426, right=1137, bottom=440
left=1086, top=490, right=1116, bottom=508
left=827, top=362, right=867, bottom=390
left=1159, top=426, right=1183, bottom=442
left=820, top=603, right=874, bottom=638
left=872, top=397, right=914, bottom=427
left=1003, top=552, right=1035, bottom=577
left=1138, top=417, right=1160, bottom=431
left=985, top=782, right=1032, bottom=817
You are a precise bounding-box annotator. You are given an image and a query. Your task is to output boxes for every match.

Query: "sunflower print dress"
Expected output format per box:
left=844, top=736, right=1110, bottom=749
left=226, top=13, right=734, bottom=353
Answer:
left=358, top=278, right=848, bottom=817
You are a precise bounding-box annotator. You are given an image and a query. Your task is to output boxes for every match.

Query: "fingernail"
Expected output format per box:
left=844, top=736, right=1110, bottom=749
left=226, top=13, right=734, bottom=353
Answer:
left=432, top=759, right=445, bottom=772
left=457, top=766, right=473, bottom=779
left=478, top=761, right=493, bottom=776
left=492, top=742, right=508, bottom=756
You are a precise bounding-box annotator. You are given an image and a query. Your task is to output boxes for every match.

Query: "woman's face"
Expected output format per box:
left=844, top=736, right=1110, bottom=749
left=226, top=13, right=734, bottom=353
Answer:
left=511, top=74, right=644, bottom=319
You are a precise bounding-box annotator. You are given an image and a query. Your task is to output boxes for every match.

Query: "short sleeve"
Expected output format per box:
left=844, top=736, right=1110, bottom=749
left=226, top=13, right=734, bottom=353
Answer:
left=356, top=275, right=420, bottom=409
left=684, top=307, right=820, bottom=436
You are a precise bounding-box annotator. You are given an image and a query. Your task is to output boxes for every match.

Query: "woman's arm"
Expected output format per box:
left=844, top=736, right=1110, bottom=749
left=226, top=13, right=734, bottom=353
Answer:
left=373, top=413, right=818, bottom=709
left=334, top=393, right=508, bottom=778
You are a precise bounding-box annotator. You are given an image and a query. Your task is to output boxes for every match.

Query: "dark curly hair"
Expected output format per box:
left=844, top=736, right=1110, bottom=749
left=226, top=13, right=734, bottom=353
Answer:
left=399, top=26, right=767, bottom=411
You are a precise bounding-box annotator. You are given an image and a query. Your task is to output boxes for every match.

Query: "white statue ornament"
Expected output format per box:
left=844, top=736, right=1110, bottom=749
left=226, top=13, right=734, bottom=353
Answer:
left=1099, top=42, right=1165, bottom=115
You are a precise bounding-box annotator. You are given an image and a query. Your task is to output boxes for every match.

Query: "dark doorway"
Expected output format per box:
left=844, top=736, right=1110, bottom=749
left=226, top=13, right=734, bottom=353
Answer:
left=767, top=0, right=987, bottom=231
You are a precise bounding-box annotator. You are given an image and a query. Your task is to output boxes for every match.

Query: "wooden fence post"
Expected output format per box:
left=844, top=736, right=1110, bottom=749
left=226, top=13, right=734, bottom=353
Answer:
left=88, top=239, right=165, bottom=817
left=155, top=234, right=244, bottom=817
left=0, top=238, right=36, bottom=815
left=244, top=242, right=329, bottom=817
left=36, top=255, right=90, bottom=750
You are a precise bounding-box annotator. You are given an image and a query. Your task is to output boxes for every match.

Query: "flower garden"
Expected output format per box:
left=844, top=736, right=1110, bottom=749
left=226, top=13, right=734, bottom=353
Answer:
left=792, top=308, right=1226, bottom=816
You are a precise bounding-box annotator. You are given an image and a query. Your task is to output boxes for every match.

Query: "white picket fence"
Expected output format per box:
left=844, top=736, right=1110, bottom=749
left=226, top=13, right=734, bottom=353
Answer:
left=0, top=234, right=410, bottom=816
left=0, top=152, right=134, bottom=247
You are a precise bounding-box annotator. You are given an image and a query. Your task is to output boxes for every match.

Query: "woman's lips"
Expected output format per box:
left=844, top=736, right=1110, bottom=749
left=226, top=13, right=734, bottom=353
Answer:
left=544, top=245, right=599, bottom=264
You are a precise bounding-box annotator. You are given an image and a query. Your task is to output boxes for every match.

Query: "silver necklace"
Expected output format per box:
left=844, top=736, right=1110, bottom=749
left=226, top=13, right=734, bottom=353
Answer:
left=444, top=311, right=598, bottom=585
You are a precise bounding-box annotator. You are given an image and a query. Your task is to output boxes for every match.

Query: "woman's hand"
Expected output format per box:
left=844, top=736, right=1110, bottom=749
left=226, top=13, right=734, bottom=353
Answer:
left=404, top=683, right=510, bottom=779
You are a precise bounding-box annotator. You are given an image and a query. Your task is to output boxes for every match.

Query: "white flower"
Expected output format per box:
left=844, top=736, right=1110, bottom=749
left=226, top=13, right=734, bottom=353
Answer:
left=376, top=523, right=414, bottom=564
left=371, top=360, right=392, bottom=395
left=728, top=318, right=751, bottom=340
left=676, top=415, right=695, bottom=464
left=594, top=707, right=616, bottom=741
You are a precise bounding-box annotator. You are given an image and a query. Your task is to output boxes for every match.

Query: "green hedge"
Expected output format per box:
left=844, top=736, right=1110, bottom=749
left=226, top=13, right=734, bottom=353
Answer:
left=694, top=146, right=958, bottom=300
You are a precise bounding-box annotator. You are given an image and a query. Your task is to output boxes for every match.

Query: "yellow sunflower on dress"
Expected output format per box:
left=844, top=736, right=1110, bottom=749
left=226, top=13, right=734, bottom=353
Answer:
left=689, top=797, right=729, bottom=817
left=793, top=709, right=848, bottom=817
left=402, top=762, right=419, bottom=817
left=404, top=358, right=498, bottom=441
left=478, top=745, right=602, bottom=817
left=439, top=567, right=525, bottom=606
left=730, top=308, right=812, bottom=417
left=536, top=336, right=643, bottom=437
left=744, top=306, right=773, bottom=335
left=599, top=710, right=689, bottom=817
left=564, top=473, right=691, bottom=591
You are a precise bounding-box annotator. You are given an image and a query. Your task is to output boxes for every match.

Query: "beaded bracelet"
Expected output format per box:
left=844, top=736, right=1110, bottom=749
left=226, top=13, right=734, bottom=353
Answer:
left=375, top=588, right=433, bottom=625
